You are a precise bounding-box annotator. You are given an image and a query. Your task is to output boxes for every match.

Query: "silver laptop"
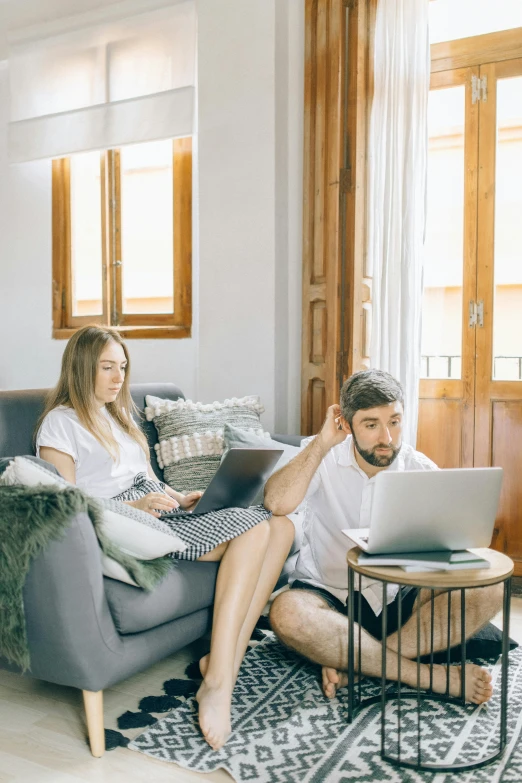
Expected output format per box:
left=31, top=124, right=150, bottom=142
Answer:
left=346, top=468, right=503, bottom=554
left=176, top=447, right=283, bottom=516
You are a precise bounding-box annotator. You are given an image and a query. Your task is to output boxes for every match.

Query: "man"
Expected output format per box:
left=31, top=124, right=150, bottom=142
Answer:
left=264, top=369, right=501, bottom=704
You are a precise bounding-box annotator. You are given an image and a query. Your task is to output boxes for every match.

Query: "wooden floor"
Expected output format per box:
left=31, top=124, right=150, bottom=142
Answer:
left=1, top=599, right=521, bottom=783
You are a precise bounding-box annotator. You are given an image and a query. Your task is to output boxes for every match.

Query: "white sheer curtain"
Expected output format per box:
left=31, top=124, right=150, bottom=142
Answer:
left=367, top=0, right=430, bottom=446
left=7, top=0, right=196, bottom=162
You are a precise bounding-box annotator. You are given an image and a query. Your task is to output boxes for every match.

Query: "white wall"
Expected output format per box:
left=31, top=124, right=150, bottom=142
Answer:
left=197, top=0, right=303, bottom=433
left=0, top=0, right=304, bottom=433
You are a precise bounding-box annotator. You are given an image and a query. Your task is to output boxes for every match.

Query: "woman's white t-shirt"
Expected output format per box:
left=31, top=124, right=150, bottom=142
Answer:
left=36, top=406, right=148, bottom=498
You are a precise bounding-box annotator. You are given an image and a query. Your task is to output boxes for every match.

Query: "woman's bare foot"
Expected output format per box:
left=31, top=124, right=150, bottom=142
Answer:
left=430, top=663, right=493, bottom=704
left=321, top=666, right=350, bottom=699
left=196, top=678, right=232, bottom=751
left=199, top=653, right=209, bottom=678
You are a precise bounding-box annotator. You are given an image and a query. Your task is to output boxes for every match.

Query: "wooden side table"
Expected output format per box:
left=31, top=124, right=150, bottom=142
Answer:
left=346, top=547, right=514, bottom=772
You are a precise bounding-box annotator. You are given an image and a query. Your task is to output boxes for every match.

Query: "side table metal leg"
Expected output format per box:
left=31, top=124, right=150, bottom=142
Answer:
left=348, top=566, right=355, bottom=723
left=358, top=573, right=362, bottom=706
left=501, top=578, right=511, bottom=749
left=381, top=584, right=388, bottom=758
left=461, top=589, right=466, bottom=705
left=429, top=589, right=434, bottom=692
left=416, top=593, right=422, bottom=768
left=446, top=590, right=452, bottom=696
left=397, top=589, right=402, bottom=763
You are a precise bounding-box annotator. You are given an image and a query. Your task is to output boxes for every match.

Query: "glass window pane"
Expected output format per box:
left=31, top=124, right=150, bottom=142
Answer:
left=492, top=76, right=522, bottom=381
left=120, top=140, right=174, bottom=315
left=70, top=152, right=103, bottom=316
left=430, top=0, right=522, bottom=44
left=421, top=86, right=465, bottom=379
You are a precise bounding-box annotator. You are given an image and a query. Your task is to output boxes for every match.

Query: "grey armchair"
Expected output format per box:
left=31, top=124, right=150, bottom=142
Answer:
left=0, top=383, right=302, bottom=756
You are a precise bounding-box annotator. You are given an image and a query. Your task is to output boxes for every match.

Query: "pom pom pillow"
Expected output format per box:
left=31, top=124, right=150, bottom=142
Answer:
left=145, top=394, right=268, bottom=493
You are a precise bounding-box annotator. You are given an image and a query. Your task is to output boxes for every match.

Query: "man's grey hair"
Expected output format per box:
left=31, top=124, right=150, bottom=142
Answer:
left=340, top=369, right=404, bottom=426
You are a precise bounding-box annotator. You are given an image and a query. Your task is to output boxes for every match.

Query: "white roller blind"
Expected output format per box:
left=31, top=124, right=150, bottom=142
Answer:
left=7, top=0, right=196, bottom=163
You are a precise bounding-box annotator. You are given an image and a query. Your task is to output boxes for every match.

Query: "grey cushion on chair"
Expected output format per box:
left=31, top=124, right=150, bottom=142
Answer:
left=105, top=560, right=219, bottom=634
left=0, top=455, right=62, bottom=478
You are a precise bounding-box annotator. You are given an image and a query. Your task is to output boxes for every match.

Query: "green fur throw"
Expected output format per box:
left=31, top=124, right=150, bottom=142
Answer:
left=0, top=485, right=173, bottom=672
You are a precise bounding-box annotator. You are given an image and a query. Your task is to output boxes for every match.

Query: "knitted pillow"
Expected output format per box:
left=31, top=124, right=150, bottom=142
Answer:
left=145, top=394, right=267, bottom=493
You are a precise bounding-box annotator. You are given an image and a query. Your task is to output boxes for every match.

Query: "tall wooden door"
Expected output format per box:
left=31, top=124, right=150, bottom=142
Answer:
left=301, top=0, right=372, bottom=435
left=418, top=31, right=522, bottom=574
left=474, top=57, right=522, bottom=572
left=416, top=66, right=478, bottom=469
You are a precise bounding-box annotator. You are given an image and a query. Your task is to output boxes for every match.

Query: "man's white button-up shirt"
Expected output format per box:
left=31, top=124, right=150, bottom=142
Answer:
left=290, top=435, right=438, bottom=615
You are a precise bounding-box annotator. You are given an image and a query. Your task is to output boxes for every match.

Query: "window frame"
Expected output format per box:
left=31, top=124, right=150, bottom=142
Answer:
left=52, top=137, right=192, bottom=339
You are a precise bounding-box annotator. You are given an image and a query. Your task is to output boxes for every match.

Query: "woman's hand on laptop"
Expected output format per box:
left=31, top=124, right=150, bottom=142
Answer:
left=178, top=491, right=203, bottom=510
left=125, top=492, right=179, bottom=517
left=165, top=486, right=203, bottom=511
left=318, top=404, right=348, bottom=455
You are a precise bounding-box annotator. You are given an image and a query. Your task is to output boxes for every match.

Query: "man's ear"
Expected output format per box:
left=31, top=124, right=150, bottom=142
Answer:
left=340, top=416, right=352, bottom=434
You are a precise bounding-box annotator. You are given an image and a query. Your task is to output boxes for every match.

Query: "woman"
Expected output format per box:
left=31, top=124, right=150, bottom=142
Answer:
left=36, top=325, right=295, bottom=751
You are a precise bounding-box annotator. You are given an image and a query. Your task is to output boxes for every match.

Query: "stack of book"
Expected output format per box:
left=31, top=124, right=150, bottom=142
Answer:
left=357, top=549, right=490, bottom=572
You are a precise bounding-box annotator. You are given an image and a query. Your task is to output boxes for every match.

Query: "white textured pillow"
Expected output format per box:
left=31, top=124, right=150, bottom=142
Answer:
left=101, top=555, right=139, bottom=587
left=0, top=457, right=187, bottom=563
left=145, top=394, right=269, bottom=493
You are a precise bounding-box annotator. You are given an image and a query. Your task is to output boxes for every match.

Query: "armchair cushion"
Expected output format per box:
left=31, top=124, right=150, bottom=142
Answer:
left=105, top=560, right=219, bottom=634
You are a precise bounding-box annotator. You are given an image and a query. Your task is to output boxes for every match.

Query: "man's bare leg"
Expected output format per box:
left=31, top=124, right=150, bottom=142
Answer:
left=199, top=516, right=295, bottom=684
left=323, top=584, right=503, bottom=699
left=270, top=590, right=494, bottom=704
left=387, top=585, right=503, bottom=659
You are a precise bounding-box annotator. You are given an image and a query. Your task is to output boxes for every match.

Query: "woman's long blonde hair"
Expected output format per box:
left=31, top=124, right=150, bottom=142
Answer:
left=36, top=325, right=149, bottom=461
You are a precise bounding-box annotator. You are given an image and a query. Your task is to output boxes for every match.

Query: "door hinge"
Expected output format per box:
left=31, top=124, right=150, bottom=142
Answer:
left=339, top=167, right=352, bottom=193
left=468, top=300, right=484, bottom=327
left=472, top=75, right=487, bottom=104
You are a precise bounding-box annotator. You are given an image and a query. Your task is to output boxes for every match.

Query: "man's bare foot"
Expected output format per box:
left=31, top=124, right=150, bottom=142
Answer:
left=321, top=666, right=349, bottom=699
left=430, top=663, right=493, bottom=704
left=196, top=678, right=232, bottom=751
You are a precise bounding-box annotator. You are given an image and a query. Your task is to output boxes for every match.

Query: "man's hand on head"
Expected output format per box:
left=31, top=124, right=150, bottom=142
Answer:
left=317, top=404, right=349, bottom=455
left=264, top=405, right=345, bottom=514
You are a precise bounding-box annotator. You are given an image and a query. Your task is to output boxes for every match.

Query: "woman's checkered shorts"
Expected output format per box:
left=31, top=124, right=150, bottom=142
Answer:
left=112, top=472, right=272, bottom=560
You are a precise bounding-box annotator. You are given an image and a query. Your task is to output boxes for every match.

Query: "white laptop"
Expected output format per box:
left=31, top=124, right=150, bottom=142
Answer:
left=345, top=467, right=503, bottom=554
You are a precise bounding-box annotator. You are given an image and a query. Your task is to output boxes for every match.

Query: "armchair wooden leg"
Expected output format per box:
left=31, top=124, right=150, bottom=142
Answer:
left=83, top=689, right=105, bottom=757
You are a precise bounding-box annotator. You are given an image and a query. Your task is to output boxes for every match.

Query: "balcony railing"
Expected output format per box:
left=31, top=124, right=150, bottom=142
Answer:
left=421, top=355, right=460, bottom=379
left=494, top=356, right=522, bottom=380
left=421, top=355, right=522, bottom=380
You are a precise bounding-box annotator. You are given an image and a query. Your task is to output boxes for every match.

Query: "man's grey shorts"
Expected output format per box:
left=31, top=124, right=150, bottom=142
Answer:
left=290, top=579, right=418, bottom=641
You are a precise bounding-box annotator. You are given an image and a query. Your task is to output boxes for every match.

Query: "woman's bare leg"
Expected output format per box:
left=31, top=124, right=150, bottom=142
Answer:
left=195, top=520, right=271, bottom=750
left=200, top=515, right=295, bottom=684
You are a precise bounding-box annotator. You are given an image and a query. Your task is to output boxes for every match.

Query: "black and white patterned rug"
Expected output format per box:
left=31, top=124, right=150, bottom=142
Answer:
left=129, top=637, right=522, bottom=782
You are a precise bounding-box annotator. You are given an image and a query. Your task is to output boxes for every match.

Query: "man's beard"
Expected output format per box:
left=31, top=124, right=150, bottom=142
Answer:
left=352, top=433, right=402, bottom=468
